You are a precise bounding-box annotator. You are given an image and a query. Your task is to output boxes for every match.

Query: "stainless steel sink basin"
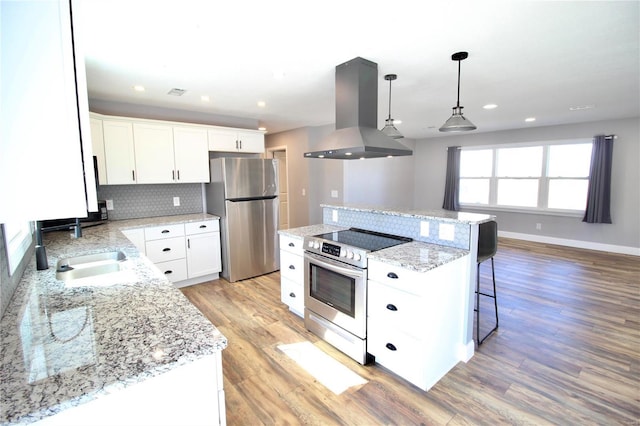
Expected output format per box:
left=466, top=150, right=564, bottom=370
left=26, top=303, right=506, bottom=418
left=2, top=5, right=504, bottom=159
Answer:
left=56, top=251, right=128, bottom=281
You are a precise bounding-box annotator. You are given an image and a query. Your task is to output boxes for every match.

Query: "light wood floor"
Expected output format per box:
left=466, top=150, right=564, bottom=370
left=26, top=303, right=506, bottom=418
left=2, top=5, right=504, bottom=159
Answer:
left=181, top=238, right=640, bottom=425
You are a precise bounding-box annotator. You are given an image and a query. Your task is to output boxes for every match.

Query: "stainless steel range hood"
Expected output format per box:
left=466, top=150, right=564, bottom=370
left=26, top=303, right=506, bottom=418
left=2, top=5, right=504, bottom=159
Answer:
left=304, top=57, right=412, bottom=160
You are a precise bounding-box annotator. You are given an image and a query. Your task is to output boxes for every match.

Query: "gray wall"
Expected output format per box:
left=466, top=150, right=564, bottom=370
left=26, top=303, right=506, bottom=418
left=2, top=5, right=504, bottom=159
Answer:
left=97, top=183, right=203, bottom=220
left=0, top=226, right=35, bottom=319
left=413, top=117, right=640, bottom=250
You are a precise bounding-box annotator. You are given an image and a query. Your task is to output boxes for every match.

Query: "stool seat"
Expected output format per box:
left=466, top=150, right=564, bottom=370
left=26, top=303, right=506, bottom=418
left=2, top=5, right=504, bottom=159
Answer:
left=475, top=220, right=499, bottom=346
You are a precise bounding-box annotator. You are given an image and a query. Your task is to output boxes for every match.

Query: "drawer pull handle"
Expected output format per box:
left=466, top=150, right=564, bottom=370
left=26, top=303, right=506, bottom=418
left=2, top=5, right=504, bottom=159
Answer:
left=161, top=230, right=170, bottom=234
left=385, top=343, right=397, bottom=351
left=162, top=248, right=171, bottom=252
left=289, top=292, right=296, bottom=298
left=387, top=272, right=399, bottom=279
left=164, top=270, right=173, bottom=275
left=289, top=265, right=295, bottom=270
left=386, top=304, right=398, bottom=311
left=288, top=242, right=295, bottom=247
left=199, top=225, right=207, bottom=228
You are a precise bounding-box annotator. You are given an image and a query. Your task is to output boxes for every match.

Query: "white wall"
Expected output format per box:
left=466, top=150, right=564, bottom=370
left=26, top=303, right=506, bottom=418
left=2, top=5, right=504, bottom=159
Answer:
left=413, top=117, right=640, bottom=251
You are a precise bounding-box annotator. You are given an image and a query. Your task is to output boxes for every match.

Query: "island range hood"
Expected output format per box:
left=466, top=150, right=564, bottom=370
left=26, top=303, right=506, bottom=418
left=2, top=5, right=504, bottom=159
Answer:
left=304, top=57, right=413, bottom=160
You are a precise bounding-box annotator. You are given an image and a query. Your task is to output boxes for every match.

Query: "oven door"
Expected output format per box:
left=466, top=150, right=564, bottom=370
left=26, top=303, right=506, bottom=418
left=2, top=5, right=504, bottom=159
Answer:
left=304, top=251, right=367, bottom=338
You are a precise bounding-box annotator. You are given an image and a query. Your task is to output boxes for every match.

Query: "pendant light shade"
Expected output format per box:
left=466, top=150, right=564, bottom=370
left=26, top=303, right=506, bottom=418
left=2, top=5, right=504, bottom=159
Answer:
left=440, top=51, right=476, bottom=132
left=381, top=74, right=403, bottom=139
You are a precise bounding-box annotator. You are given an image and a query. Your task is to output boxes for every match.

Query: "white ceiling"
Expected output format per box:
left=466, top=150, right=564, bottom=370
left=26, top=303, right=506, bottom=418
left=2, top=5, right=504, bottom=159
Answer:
left=80, top=0, right=639, bottom=139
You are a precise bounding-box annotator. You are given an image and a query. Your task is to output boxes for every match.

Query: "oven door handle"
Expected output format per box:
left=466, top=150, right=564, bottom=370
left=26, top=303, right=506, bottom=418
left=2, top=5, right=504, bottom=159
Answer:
left=304, top=252, right=364, bottom=278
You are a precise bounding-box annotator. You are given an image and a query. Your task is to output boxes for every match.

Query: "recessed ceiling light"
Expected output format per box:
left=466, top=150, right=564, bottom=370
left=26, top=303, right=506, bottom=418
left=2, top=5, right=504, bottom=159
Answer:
left=525, top=117, right=536, bottom=122
left=569, top=104, right=595, bottom=111
left=258, top=126, right=266, bottom=131
left=133, top=85, right=145, bottom=92
left=483, top=104, right=498, bottom=110
left=257, top=101, right=266, bottom=107
left=201, top=95, right=210, bottom=102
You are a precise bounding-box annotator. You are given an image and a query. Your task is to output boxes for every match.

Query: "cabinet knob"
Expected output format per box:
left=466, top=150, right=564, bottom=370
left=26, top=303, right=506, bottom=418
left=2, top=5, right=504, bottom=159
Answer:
left=387, top=272, right=399, bottom=279
left=199, top=224, right=207, bottom=228
left=288, top=242, right=295, bottom=247
left=164, top=270, right=173, bottom=275
left=162, top=248, right=171, bottom=252
left=289, top=292, right=296, bottom=298
left=289, top=265, right=295, bottom=270
left=161, top=230, right=170, bottom=234
left=385, top=343, right=397, bottom=351
left=386, top=304, right=398, bottom=311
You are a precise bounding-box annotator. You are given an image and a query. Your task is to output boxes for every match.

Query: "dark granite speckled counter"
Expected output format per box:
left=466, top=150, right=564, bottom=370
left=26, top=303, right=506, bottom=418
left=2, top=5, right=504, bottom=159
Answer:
left=0, top=214, right=227, bottom=425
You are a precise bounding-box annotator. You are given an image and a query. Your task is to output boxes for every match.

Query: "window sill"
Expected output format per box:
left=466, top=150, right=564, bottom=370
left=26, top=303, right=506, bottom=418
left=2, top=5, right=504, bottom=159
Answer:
left=460, top=204, right=584, bottom=218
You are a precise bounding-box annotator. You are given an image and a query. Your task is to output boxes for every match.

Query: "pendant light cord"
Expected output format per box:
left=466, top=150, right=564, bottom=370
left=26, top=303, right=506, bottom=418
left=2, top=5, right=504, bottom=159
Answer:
left=388, top=78, right=393, bottom=120
left=456, top=59, right=461, bottom=109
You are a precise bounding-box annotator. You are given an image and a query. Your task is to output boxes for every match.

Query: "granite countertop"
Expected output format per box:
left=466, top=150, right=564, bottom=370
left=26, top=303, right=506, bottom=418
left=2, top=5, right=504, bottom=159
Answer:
left=0, top=214, right=226, bottom=425
left=278, top=224, right=347, bottom=239
left=368, top=241, right=470, bottom=273
left=321, top=203, right=495, bottom=225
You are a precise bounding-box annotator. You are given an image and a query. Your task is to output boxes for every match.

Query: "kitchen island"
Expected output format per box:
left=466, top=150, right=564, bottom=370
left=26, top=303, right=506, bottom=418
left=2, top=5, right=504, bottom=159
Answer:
left=0, top=214, right=227, bottom=425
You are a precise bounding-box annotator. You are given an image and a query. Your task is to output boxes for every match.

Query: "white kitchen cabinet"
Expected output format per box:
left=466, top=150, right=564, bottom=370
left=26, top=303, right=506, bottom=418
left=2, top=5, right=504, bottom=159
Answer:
left=208, top=128, right=265, bottom=153
left=144, top=223, right=187, bottom=283
left=103, top=120, right=136, bottom=184
left=279, top=235, right=305, bottom=317
left=90, top=118, right=108, bottom=186
left=133, top=123, right=175, bottom=184
left=173, top=127, right=210, bottom=183
left=367, top=256, right=468, bottom=391
left=0, top=0, right=96, bottom=222
left=185, top=220, right=221, bottom=278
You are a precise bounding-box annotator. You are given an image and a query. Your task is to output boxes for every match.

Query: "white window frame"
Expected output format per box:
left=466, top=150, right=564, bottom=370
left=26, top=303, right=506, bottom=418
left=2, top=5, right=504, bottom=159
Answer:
left=459, top=139, right=592, bottom=217
left=3, top=222, right=33, bottom=275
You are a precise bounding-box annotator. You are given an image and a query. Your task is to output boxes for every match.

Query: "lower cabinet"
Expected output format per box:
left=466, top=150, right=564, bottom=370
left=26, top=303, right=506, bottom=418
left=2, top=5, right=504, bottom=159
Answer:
left=367, top=256, right=469, bottom=391
left=279, top=235, right=305, bottom=317
left=123, top=219, right=221, bottom=288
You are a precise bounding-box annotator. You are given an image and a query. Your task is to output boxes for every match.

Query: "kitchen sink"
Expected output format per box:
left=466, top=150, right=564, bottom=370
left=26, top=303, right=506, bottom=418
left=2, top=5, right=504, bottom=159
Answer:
left=56, top=251, right=128, bottom=281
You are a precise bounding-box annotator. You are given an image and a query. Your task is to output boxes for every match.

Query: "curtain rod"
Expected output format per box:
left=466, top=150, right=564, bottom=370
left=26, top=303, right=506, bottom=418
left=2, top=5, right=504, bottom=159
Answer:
left=604, top=135, right=617, bottom=140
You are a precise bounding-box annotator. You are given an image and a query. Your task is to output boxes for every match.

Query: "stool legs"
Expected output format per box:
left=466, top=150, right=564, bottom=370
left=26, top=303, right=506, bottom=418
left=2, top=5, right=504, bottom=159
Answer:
left=475, top=257, right=499, bottom=346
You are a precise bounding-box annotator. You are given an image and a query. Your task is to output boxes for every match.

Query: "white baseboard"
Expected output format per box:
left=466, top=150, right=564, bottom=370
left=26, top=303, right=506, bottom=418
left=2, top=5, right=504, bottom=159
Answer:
left=172, top=272, right=220, bottom=288
left=459, top=340, right=475, bottom=363
left=498, top=231, right=640, bottom=256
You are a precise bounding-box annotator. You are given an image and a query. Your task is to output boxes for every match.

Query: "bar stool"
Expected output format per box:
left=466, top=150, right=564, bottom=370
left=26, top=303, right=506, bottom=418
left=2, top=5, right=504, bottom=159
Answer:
left=475, top=220, right=498, bottom=346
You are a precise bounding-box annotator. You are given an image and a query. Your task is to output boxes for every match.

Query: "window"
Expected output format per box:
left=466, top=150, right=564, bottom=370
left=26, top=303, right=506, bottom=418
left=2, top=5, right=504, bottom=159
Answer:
left=459, top=141, right=592, bottom=214
left=3, top=222, right=33, bottom=275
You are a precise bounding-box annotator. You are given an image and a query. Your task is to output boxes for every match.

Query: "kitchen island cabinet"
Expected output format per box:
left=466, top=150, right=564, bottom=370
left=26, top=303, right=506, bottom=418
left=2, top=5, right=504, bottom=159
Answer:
left=0, top=214, right=227, bottom=425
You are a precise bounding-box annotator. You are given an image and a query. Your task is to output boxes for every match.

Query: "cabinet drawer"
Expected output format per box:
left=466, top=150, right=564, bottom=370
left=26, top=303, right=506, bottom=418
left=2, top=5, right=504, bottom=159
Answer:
left=185, top=219, right=219, bottom=235
left=368, top=260, right=427, bottom=295
left=368, top=280, right=427, bottom=338
left=145, top=223, right=185, bottom=241
left=154, top=258, right=188, bottom=283
left=145, top=237, right=186, bottom=263
left=281, top=276, right=304, bottom=317
left=280, top=250, right=303, bottom=282
left=279, top=235, right=303, bottom=255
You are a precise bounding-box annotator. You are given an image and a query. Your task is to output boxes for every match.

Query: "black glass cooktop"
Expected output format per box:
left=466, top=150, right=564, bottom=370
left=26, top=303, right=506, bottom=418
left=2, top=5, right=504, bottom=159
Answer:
left=314, top=228, right=411, bottom=252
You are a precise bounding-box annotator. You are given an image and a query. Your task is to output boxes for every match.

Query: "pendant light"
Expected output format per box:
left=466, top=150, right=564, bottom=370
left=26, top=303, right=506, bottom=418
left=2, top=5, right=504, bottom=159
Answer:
left=439, top=51, right=476, bottom=132
left=381, top=74, right=403, bottom=139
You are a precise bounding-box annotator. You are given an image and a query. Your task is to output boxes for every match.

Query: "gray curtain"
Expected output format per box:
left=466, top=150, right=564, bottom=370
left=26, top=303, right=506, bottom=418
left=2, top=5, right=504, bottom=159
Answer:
left=583, top=135, right=614, bottom=224
left=442, top=146, right=461, bottom=211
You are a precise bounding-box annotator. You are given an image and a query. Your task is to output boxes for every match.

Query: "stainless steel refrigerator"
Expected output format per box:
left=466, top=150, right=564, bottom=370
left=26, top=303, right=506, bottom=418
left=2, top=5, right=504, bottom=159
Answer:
left=205, top=158, right=279, bottom=282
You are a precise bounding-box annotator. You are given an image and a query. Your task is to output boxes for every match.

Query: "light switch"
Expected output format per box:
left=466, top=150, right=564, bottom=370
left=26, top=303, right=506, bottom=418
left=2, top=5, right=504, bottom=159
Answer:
left=331, top=190, right=339, bottom=198
left=420, top=221, right=430, bottom=237
left=173, top=197, right=180, bottom=207
left=438, top=223, right=455, bottom=241
left=332, top=209, right=338, bottom=222
left=106, top=199, right=114, bottom=210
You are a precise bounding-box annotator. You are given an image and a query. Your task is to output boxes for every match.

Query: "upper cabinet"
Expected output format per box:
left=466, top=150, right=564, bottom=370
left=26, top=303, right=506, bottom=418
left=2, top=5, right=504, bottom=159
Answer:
left=172, top=127, right=210, bottom=183
left=90, top=118, right=108, bottom=186
left=103, top=120, right=136, bottom=185
left=208, top=128, right=265, bottom=153
left=133, top=123, right=175, bottom=184
left=0, top=0, right=96, bottom=222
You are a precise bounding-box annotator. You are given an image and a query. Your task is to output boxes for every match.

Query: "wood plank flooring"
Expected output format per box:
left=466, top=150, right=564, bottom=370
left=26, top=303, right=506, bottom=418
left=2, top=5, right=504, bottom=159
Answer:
left=181, top=238, right=640, bottom=425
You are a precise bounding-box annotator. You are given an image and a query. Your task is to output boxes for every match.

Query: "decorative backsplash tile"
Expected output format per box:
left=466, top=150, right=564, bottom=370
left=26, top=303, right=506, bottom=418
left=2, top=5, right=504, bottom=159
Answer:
left=322, top=207, right=471, bottom=250
left=98, top=184, right=203, bottom=220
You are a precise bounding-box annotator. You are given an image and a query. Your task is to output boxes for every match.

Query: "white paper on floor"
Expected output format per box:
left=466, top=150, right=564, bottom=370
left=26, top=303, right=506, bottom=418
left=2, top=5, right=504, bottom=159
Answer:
left=278, top=341, right=368, bottom=395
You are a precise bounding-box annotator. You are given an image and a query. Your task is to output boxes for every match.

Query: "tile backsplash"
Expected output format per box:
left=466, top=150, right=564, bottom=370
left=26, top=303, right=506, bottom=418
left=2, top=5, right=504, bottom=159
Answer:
left=98, top=184, right=203, bottom=220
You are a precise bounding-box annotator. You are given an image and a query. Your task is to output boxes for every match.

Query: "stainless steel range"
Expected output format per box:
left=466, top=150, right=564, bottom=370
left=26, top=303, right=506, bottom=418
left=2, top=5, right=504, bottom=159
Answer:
left=303, top=228, right=411, bottom=364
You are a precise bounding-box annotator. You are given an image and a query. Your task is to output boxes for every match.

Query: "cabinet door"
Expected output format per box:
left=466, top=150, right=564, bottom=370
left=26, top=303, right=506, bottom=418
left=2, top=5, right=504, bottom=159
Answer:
left=237, top=131, right=265, bottom=153
left=133, top=123, right=175, bottom=184
left=186, top=232, right=222, bottom=277
left=103, top=120, right=136, bottom=184
left=207, top=128, right=239, bottom=151
left=90, top=118, right=107, bottom=185
left=0, top=0, right=89, bottom=222
left=173, top=127, right=209, bottom=183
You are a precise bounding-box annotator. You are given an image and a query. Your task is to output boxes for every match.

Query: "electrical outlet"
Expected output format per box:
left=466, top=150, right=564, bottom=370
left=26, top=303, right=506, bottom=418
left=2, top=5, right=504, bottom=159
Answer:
left=420, top=221, right=430, bottom=237
left=106, top=199, right=114, bottom=210
left=330, top=190, right=339, bottom=198
left=332, top=209, right=338, bottom=222
left=302, top=188, right=306, bottom=196
left=536, top=223, right=542, bottom=230
left=439, top=223, right=455, bottom=241
left=173, top=197, right=180, bottom=207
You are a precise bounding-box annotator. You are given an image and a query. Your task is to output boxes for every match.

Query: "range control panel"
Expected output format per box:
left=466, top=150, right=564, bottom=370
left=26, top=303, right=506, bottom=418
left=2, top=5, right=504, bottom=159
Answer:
left=303, top=237, right=368, bottom=268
